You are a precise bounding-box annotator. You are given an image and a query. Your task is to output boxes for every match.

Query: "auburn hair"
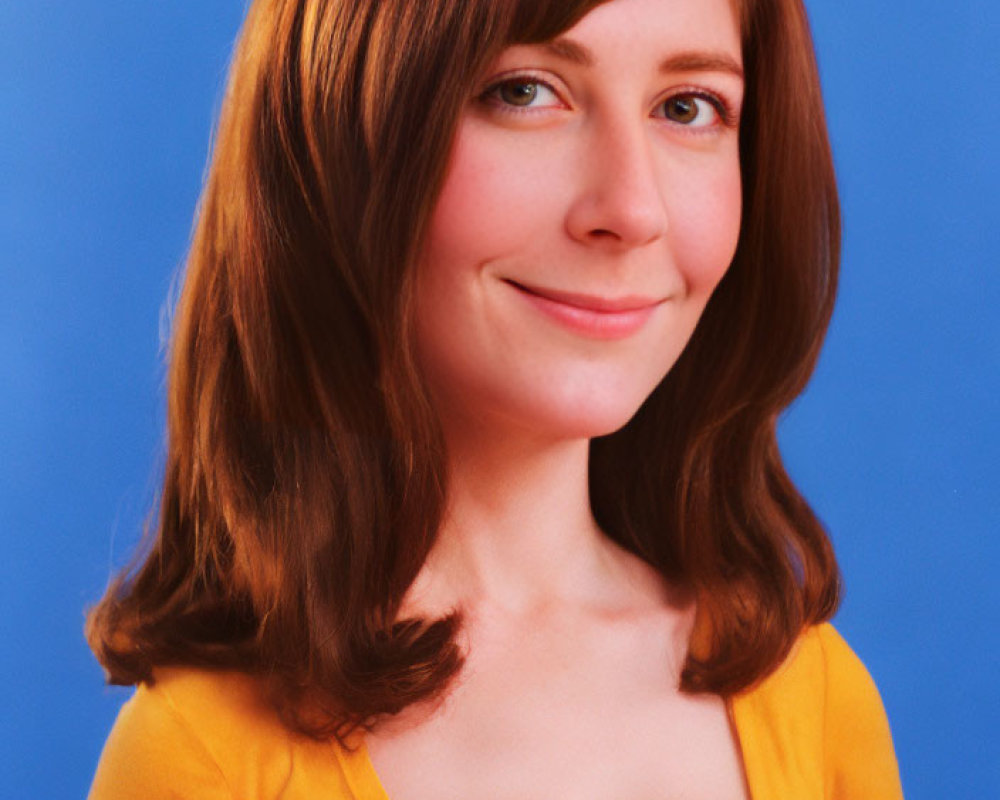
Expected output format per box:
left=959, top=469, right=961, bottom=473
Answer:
left=87, top=0, right=841, bottom=743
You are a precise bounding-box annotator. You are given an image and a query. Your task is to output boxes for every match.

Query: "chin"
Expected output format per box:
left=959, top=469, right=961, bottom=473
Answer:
left=501, top=380, right=658, bottom=442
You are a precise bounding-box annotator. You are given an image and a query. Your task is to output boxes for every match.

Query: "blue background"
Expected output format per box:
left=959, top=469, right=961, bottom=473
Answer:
left=2, top=2, right=997, bottom=796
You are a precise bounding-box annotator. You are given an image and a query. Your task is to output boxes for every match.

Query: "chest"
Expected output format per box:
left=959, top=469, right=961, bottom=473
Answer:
left=365, top=623, right=749, bottom=800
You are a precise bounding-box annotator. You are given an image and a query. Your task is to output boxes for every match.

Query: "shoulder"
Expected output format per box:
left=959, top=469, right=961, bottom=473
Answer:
left=731, top=623, right=904, bottom=799
left=810, top=625, right=906, bottom=799
left=89, top=668, right=364, bottom=800
left=733, top=623, right=891, bottom=717
left=741, top=624, right=884, bottom=708
left=88, top=670, right=237, bottom=800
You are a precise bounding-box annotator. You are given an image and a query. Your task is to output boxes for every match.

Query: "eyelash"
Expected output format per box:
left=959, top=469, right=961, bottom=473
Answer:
left=478, top=72, right=737, bottom=131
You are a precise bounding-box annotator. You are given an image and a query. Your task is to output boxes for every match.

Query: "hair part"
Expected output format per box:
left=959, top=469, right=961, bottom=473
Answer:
left=88, top=0, right=840, bottom=744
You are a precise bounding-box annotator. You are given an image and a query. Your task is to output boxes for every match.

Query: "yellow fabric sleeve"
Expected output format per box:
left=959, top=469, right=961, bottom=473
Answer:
left=88, top=685, right=234, bottom=800
left=731, top=623, right=904, bottom=799
left=88, top=669, right=360, bottom=800
left=817, top=625, right=905, bottom=800
left=88, top=625, right=902, bottom=799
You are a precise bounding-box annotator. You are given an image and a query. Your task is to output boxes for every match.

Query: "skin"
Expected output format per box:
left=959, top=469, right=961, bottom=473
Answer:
left=369, top=0, right=750, bottom=796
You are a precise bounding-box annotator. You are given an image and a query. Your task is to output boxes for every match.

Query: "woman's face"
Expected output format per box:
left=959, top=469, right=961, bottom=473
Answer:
left=414, top=0, right=744, bottom=442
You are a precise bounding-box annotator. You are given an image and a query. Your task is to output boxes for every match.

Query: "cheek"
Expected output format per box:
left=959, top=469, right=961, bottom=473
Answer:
left=422, top=123, right=558, bottom=271
left=668, top=160, right=743, bottom=295
left=413, top=126, right=558, bottom=413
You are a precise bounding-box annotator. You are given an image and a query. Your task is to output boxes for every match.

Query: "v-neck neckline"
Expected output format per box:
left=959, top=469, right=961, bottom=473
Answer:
left=340, top=695, right=756, bottom=800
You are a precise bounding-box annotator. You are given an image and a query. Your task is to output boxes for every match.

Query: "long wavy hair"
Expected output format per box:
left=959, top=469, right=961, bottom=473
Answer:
left=87, top=0, right=841, bottom=744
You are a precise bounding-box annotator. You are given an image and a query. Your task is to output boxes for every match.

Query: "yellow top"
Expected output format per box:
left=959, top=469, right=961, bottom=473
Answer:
left=88, top=623, right=903, bottom=799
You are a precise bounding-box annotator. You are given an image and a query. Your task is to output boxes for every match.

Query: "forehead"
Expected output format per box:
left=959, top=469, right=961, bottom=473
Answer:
left=499, top=0, right=743, bottom=85
left=508, top=0, right=747, bottom=43
left=505, top=0, right=744, bottom=75
left=567, top=0, right=740, bottom=53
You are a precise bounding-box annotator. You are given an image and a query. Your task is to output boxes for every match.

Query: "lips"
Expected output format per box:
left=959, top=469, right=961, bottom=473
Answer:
left=504, top=280, right=663, bottom=313
left=503, top=279, right=665, bottom=340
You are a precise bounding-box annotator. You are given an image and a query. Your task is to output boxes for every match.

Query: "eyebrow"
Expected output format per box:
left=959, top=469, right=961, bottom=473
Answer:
left=541, top=37, right=745, bottom=81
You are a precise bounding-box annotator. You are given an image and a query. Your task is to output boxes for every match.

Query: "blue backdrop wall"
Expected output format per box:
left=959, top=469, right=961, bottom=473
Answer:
left=2, top=2, right=997, bottom=797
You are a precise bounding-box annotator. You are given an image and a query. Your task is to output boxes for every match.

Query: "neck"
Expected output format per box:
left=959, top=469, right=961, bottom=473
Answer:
left=401, top=421, right=665, bottom=621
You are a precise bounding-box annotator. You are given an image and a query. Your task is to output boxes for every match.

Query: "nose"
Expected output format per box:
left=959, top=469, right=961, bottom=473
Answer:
left=564, top=120, right=669, bottom=250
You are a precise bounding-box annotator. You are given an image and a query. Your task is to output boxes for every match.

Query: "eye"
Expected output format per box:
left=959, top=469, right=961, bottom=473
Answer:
left=482, top=76, right=562, bottom=111
left=658, top=93, right=726, bottom=128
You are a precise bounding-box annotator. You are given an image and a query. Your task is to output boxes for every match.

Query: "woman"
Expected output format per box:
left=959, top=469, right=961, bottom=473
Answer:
left=88, top=0, right=904, bottom=797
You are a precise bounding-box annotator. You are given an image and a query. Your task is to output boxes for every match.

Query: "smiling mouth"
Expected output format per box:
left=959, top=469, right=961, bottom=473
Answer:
left=503, top=279, right=664, bottom=313
left=503, top=279, right=666, bottom=340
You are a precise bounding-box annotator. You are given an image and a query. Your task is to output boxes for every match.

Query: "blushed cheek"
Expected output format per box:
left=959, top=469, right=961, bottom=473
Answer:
left=421, top=125, right=552, bottom=274
left=673, top=168, right=742, bottom=295
left=421, top=145, right=491, bottom=273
